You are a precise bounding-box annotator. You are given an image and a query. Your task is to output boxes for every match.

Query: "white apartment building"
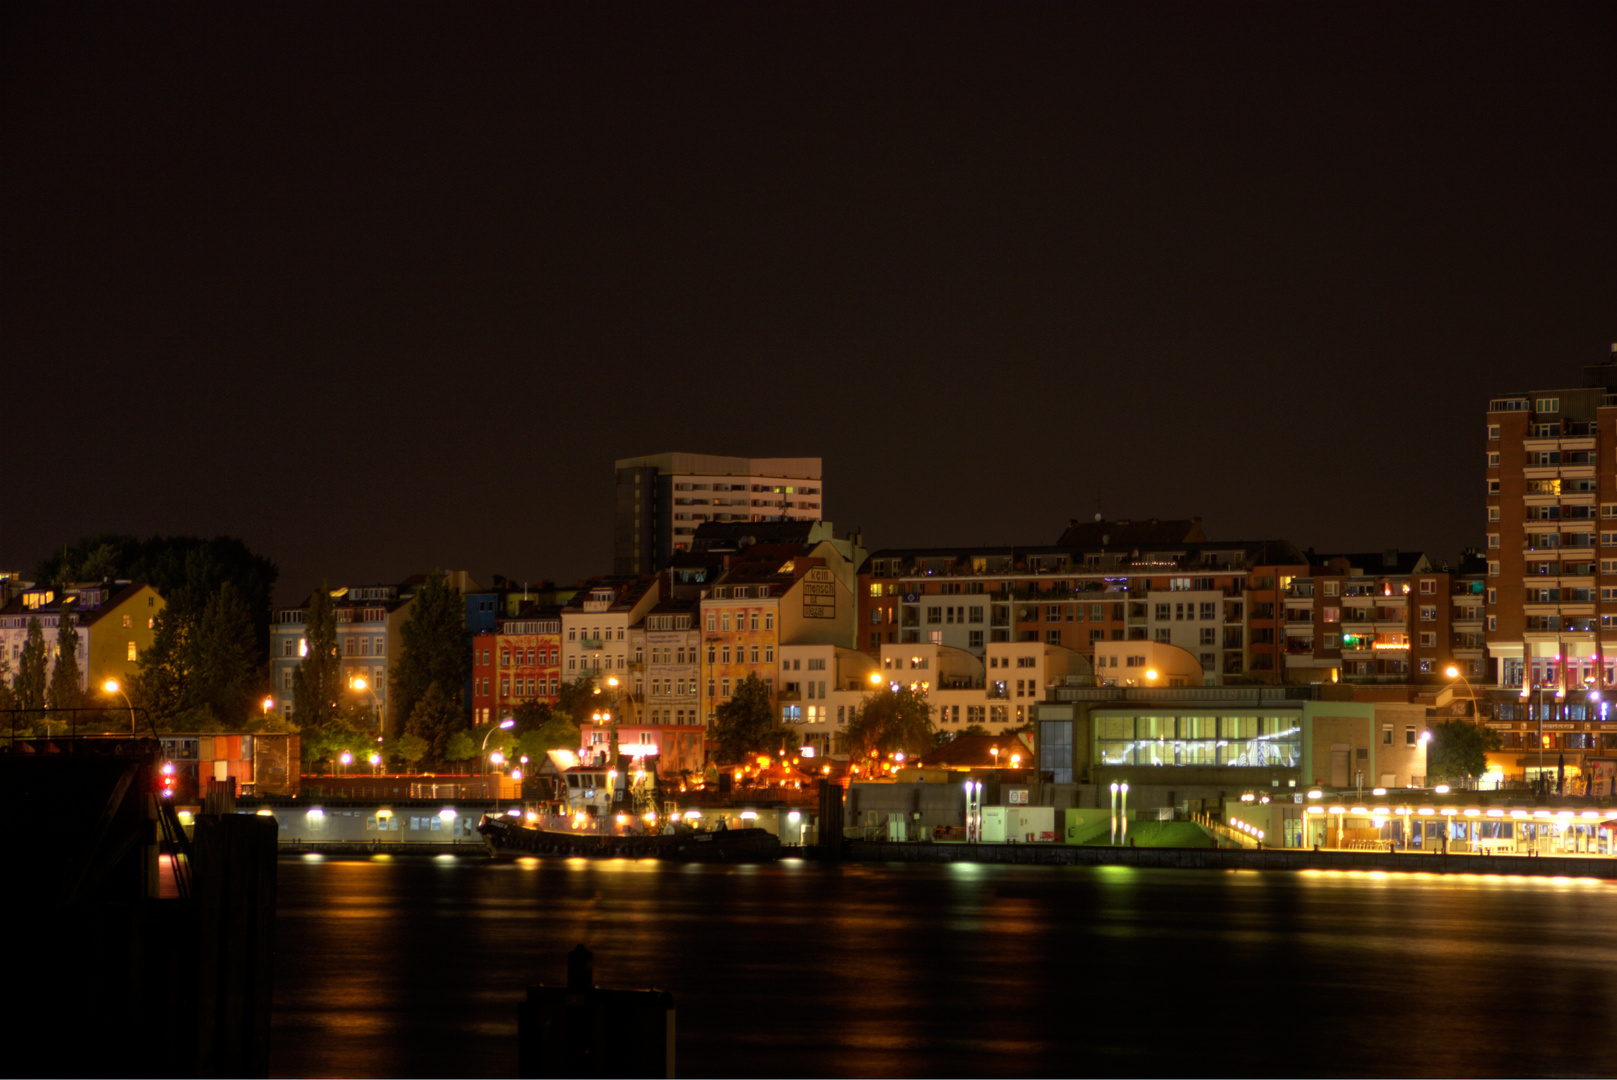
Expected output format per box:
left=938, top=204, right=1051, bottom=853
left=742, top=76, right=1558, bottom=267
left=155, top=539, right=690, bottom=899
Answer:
left=780, top=642, right=877, bottom=758
left=560, top=577, right=660, bottom=687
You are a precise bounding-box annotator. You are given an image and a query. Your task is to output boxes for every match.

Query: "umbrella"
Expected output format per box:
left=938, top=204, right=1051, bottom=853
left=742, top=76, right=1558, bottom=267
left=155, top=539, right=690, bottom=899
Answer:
left=1557, top=753, right=1565, bottom=797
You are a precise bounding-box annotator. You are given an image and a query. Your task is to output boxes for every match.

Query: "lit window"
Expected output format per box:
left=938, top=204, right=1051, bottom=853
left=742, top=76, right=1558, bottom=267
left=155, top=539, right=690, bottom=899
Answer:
left=127, top=642, right=137, bottom=661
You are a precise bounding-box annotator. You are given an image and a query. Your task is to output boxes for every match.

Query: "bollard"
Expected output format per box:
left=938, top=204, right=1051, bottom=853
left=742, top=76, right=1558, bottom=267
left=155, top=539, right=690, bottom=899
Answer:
left=520, top=945, right=675, bottom=1079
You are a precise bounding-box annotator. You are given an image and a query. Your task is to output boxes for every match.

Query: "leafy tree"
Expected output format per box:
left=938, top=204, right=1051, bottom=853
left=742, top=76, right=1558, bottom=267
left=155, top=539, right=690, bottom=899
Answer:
left=390, top=573, right=469, bottom=739
left=393, top=733, right=430, bottom=771
left=292, top=582, right=343, bottom=731
left=846, top=686, right=935, bottom=762
left=517, top=716, right=581, bottom=762
left=445, top=729, right=476, bottom=767
left=0, top=653, right=18, bottom=714
left=77, top=543, right=121, bottom=581
left=551, top=676, right=597, bottom=726
left=710, top=673, right=785, bottom=764
left=133, top=607, right=189, bottom=727
left=15, top=618, right=48, bottom=711
left=299, top=727, right=357, bottom=770
left=1426, top=720, right=1502, bottom=782
left=34, top=534, right=278, bottom=667
left=181, top=581, right=260, bottom=726
left=46, top=608, right=85, bottom=711
left=510, top=698, right=552, bottom=729
left=406, top=681, right=464, bottom=768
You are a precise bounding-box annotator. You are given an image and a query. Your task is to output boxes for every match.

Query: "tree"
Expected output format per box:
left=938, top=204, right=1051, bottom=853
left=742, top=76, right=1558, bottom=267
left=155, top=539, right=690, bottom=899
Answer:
left=15, top=617, right=48, bottom=712
left=710, top=673, right=785, bottom=764
left=551, top=676, right=597, bottom=727
left=134, top=607, right=189, bottom=726
left=407, top=681, right=464, bottom=769
left=46, top=608, right=85, bottom=711
left=390, top=573, right=469, bottom=739
left=292, top=582, right=343, bottom=730
left=846, top=686, right=935, bottom=762
left=181, top=581, right=260, bottom=726
left=1426, top=720, right=1502, bottom=783
left=445, top=730, right=476, bottom=768
left=0, top=652, right=18, bottom=714
left=510, top=699, right=553, bottom=730
left=517, top=717, right=582, bottom=763
left=34, top=533, right=279, bottom=668
left=392, top=733, right=430, bottom=772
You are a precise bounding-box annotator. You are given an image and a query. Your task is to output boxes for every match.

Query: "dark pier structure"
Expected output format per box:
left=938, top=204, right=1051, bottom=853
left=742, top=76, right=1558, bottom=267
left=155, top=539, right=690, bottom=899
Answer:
left=0, top=733, right=278, bottom=1077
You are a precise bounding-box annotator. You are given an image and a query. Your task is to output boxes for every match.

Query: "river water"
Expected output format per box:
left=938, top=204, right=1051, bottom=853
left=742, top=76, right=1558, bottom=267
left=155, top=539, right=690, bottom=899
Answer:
left=272, top=855, right=1617, bottom=1078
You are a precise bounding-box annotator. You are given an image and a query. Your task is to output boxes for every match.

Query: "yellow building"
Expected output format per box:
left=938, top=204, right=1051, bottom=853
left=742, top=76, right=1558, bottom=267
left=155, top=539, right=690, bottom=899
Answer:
left=0, top=580, right=166, bottom=694
left=699, top=540, right=857, bottom=732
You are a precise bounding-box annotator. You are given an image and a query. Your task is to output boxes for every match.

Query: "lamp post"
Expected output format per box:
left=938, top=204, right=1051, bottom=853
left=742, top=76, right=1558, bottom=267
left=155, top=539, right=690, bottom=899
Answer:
left=339, top=750, right=352, bottom=776
left=103, top=679, right=136, bottom=737
left=261, top=695, right=275, bottom=725
left=350, top=676, right=384, bottom=742
left=482, top=716, right=516, bottom=767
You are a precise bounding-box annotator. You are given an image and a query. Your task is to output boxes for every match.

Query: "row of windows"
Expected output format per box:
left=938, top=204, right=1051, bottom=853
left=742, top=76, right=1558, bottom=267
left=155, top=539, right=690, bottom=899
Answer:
left=704, top=609, right=775, bottom=632
left=708, top=643, right=775, bottom=665
left=480, top=676, right=560, bottom=698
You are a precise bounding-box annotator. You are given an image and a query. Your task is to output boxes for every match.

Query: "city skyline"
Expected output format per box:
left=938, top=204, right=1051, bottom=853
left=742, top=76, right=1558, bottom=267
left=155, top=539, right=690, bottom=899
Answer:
left=5, top=3, right=1613, bottom=605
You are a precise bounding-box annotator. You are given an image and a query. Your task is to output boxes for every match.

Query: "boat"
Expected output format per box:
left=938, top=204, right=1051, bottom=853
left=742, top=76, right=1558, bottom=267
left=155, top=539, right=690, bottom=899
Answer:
left=477, top=811, right=782, bottom=861
left=476, top=752, right=781, bottom=861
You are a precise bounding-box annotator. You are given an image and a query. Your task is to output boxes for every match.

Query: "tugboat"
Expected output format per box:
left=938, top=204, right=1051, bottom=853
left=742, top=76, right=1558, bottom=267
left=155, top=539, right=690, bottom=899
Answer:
left=476, top=754, right=781, bottom=862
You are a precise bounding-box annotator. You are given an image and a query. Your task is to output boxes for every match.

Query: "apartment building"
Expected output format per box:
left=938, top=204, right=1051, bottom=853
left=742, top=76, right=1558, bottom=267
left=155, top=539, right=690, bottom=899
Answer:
left=470, top=604, right=561, bottom=725
left=612, top=452, right=823, bottom=574
left=699, top=540, right=857, bottom=727
left=0, top=580, right=166, bottom=698
left=270, top=582, right=417, bottom=734
left=1486, top=346, right=1617, bottom=693
left=858, top=534, right=1306, bottom=685
left=559, top=576, right=660, bottom=686
left=639, top=598, right=702, bottom=727
left=779, top=642, right=877, bottom=758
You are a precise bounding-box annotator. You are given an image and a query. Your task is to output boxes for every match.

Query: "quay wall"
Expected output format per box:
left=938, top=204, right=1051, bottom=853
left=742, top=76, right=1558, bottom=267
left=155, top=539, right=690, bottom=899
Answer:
left=848, top=842, right=1617, bottom=878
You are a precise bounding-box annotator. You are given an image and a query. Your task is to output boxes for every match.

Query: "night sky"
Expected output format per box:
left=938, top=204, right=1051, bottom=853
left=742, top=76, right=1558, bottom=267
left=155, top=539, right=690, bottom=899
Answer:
left=5, top=2, right=1613, bottom=605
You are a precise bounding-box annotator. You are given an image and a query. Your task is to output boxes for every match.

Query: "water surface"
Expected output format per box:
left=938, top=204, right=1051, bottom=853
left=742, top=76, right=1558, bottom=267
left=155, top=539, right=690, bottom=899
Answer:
left=273, top=856, right=1617, bottom=1077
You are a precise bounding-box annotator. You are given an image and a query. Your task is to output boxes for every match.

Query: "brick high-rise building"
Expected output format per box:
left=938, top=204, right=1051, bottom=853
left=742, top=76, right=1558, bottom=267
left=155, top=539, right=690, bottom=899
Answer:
left=1485, top=345, right=1617, bottom=693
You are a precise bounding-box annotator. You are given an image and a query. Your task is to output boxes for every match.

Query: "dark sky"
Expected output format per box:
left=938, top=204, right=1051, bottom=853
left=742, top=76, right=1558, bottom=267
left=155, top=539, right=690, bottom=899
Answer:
left=5, top=2, right=1614, bottom=605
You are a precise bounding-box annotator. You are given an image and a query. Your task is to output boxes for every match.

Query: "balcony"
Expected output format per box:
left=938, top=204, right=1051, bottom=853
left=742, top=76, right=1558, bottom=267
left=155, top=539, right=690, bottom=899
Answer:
left=580, top=639, right=604, bottom=650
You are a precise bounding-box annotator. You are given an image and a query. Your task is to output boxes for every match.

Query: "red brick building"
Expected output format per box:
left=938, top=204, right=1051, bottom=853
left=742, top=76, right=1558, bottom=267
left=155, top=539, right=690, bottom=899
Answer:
left=471, top=604, right=562, bottom=724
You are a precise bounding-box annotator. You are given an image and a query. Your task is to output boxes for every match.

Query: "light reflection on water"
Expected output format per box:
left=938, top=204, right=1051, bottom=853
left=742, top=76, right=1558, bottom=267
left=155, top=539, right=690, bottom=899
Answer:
left=272, top=857, right=1617, bottom=1079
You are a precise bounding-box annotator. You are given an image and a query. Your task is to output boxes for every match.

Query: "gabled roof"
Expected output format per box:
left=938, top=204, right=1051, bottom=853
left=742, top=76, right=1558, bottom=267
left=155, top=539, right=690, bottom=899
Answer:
left=0, top=580, right=160, bottom=627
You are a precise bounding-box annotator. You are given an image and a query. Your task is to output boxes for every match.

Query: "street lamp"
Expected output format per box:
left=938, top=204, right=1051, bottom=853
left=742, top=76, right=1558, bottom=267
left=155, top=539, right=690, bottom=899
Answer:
left=350, top=676, right=384, bottom=741
left=369, top=752, right=381, bottom=776
left=261, top=696, right=275, bottom=724
left=482, top=716, right=515, bottom=772
left=339, top=750, right=352, bottom=775
left=103, top=679, right=136, bottom=736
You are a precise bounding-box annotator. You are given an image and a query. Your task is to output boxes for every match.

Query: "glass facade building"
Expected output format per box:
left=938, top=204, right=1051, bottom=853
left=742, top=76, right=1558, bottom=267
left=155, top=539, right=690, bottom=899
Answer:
left=1094, top=712, right=1303, bottom=768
